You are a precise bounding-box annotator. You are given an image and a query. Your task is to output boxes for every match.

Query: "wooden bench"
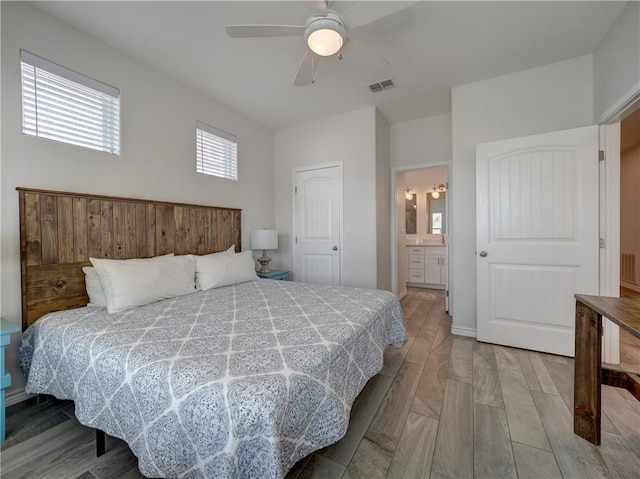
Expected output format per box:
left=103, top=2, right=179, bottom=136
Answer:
left=574, top=294, right=640, bottom=445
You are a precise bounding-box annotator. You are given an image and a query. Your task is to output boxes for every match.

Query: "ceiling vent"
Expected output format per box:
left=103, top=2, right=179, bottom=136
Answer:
left=369, top=79, right=396, bottom=93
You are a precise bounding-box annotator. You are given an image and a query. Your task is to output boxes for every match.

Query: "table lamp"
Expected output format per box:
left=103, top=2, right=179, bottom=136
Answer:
left=251, top=229, right=278, bottom=273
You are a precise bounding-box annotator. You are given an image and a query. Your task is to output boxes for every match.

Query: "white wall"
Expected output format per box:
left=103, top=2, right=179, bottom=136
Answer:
left=594, top=1, right=640, bottom=121
left=274, top=107, right=379, bottom=289
left=1, top=2, right=275, bottom=397
left=376, top=109, right=392, bottom=291
left=450, top=55, right=594, bottom=336
left=390, top=114, right=452, bottom=169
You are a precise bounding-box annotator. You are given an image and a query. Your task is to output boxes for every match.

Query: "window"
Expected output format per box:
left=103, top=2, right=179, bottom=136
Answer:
left=196, top=121, right=238, bottom=181
left=20, top=50, right=120, bottom=155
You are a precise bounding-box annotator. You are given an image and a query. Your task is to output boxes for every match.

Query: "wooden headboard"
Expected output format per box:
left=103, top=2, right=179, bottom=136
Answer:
left=18, top=187, right=241, bottom=330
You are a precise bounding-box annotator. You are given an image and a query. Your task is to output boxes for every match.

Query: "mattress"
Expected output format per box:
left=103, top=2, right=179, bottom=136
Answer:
left=19, top=279, right=407, bottom=478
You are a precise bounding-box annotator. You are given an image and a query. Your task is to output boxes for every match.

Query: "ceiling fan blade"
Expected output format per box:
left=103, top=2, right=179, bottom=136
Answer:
left=293, top=50, right=319, bottom=87
left=342, top=35, right=390, bottom=75
left=304, top=0, right=328, bottom=15
left=225, top=24, right=304, bottom=38
left=340, top=1, right=418, bottom=29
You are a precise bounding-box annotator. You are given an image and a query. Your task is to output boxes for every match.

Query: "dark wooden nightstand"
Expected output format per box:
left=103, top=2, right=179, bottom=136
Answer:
left=257, top=270, right=289, bottom=280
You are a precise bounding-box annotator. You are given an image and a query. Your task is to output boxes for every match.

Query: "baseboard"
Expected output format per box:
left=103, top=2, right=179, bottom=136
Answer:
left=621, top=282, right=640, bottom=294
left=397, top=290, right=407, bottom=300
left=451, top=325, right=477, bottom=338
left=6, top=388, right=36, bottom=407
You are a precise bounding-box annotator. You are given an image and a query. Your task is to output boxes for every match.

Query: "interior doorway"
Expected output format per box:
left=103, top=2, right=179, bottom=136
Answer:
left=620, top=109, right=640, bottom=295
left=599, top=89, right=640, bottom=365
left=617, top=108, right=640, bottom=370
left=391, top=164, right=449, bottom=307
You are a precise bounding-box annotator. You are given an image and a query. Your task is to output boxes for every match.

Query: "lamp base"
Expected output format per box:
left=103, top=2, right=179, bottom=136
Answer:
left=257, top=250, right=272, bottom=274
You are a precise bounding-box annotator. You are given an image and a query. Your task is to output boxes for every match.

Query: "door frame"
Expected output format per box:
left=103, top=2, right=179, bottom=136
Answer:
left=292, top=162, right=344, bottom=284
left=390, top=163, right=450, bottom=303
left=598, top=86, right=640, bottom=363
left=599, top=123, right=621, bottom=363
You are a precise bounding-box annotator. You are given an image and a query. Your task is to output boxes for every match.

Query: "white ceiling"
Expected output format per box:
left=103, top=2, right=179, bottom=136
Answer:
left=30, top=1, right=629, bottom=130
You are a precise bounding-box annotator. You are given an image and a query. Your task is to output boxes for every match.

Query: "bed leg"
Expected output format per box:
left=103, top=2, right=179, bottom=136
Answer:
left=96, top=429, right=106, bottom=457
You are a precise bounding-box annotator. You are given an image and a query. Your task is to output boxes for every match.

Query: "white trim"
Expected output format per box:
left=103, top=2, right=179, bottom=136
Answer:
left=600, top=123, right=621, bottom=364
left=598, top=82, right=640, bottom=125
left=451, top=325, right=476, bottom=338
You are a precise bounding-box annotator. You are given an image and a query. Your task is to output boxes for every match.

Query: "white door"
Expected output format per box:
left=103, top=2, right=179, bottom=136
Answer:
left=294, top=165, right=342, bottom=285
left=476, top=125, right=599, bottom=356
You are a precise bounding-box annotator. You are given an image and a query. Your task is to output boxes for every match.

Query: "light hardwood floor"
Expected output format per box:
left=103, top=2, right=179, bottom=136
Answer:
left=2, top=288, right=639, bottom=478
left=618, top=287, right=640, bottom=374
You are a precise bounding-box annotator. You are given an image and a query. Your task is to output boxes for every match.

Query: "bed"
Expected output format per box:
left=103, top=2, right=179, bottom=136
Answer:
left=16, top=188, right=407, bottom=479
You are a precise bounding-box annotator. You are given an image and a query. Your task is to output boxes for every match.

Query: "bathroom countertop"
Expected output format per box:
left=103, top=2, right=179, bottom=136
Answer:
left=406, top=243, right=446, bottom=247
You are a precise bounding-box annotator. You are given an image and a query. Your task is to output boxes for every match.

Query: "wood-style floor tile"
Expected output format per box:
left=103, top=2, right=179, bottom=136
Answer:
left=512, top=442, right=562, bottom=479
left=431, top=379, right=473, bottom=478
left=386, top=411, right=438, bottom=478
left=410, top=349, right=449, bottom=420
left=531, top=390, right=608, bottom=479
left=473, top=341, right=504, bottom=408
left=473, top=403, right=517, bottom=479
left=369, top=360, right=423, bottom=440
left=341, top=430, right=396, bottom=479
left=494, top=346, right=551, bottom=451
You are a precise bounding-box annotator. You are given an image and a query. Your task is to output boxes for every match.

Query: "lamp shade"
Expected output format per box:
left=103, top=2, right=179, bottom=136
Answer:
left=305, top=12, right=345, bottom=57
left=251, top=229, right=278, bottom=250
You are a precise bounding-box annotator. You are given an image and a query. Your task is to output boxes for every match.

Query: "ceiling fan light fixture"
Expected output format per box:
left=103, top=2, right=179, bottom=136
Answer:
left=305, top=12, right=345, bottom=57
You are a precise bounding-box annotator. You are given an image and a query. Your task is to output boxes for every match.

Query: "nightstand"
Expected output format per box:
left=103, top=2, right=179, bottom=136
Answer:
left=257, top=270, right=289, bottom=280
left=1, top=318, right=20, bottom=442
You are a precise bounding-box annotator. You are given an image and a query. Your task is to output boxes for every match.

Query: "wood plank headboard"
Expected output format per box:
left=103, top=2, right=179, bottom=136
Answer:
left=17, top=187, right=241, bottom=330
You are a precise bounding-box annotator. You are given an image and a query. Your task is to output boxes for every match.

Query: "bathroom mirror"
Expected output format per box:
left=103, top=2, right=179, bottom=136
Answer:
left=405, top=193, right=417, bottom=234
left=427, top=192, right=446, bottom=234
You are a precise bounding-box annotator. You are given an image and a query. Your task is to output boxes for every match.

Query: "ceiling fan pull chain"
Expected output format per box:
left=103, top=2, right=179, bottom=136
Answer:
left=311, top=54, right=316, bottom=84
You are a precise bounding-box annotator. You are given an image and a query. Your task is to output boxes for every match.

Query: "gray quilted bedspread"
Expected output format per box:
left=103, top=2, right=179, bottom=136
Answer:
left=19, top=279, right=406, bottom=479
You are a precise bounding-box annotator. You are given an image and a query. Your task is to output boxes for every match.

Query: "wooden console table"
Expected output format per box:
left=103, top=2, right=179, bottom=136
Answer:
left=574, top=294, right=640, bottom=445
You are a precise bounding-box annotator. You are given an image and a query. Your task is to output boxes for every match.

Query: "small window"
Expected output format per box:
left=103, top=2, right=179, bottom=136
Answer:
left=196, top=121, right=238, bottom=181
left=20, top=50, right=120, bottom=155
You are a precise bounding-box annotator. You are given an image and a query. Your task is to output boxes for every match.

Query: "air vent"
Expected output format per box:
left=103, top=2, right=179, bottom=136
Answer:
left=622, top=252, right=638, bottom=284
left=369, top=79, right=396, bottom=93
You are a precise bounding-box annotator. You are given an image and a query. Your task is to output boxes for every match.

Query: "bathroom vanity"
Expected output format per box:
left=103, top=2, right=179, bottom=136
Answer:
left=406, top=244, right=447, bottom=289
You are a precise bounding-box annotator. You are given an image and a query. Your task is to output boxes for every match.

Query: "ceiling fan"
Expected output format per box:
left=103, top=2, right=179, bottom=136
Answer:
left=225, top=1, right=416, bottom=86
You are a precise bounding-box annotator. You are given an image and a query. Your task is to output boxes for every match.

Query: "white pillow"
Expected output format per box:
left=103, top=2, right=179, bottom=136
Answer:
left=82, top=266, right=108, bottom=307
left=82, top=254, right=175, bottom=307
left=90, top=254, right=196, bottom=314
left=205, top=244, right=236, bottom=257
left=195, top=250, right=257, bottom=291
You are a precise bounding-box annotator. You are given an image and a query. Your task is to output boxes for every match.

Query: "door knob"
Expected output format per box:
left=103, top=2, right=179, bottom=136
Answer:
left=479, top=250, right=488, bottom=257
left=332, top=245, right=338, bottom=251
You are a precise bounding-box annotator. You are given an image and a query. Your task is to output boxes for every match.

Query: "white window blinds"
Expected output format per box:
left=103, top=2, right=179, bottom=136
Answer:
left=20, top=50, right=120, bottom=155
left=196, top=121, right=238, bottom=181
